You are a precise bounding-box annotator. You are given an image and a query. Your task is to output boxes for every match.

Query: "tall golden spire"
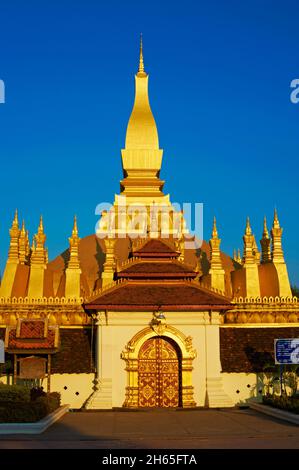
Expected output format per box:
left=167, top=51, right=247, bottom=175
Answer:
left=67, top=216, right=80, bottom=269
left=28, top=216, right=47, bottom=299
left=243, top=217, right=254, bottom=264
left=209, top=217, right=225, bottom=292
left=138, top=33, right=146, bottom=76
left=273, top=207, right=280, bottom=229
left=260, top=216, right=271, bottom=263
left=38, top=215, right=44, bottom=236
left=65, top=216, right=82, bottom=299
left=212, top=216, right=218, bottom=239
left=31, top=216, right=47, bottom=265
left=245, top=216, right=252, bottom=235
left=209, top=217, right=222, bottom=268
left=242, top=216, right=261, bottom=297
left=18, top=220, right=27, bottom=264
left=271, top=208, right=284, bottom=263
left=270, top=208, right=292, bottom=297
left=0, top=210, right=20, bottom=297
left=7, top=209, right=20, bottom=262
left=124, top=36, right=159, bottom=150
left=263, top=215, right=269, bottom=237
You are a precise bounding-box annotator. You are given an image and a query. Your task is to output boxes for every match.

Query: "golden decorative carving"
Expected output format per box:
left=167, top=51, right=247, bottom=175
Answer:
left=121, top=325, right=196, bottom=408
left=138, top=337, right=180, bottom=407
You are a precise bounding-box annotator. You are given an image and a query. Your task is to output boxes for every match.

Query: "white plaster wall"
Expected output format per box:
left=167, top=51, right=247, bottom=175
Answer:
left=50, top=373, right=94, bottom=409
left=221, top=372, right=258, bottom=405
left=0, top=373, right=95, bottom=408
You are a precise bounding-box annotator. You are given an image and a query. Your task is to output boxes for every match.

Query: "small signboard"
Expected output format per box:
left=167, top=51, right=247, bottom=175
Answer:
left=19, top=356, right=47, bottom=379
left=0, top=340, right=4, bottom=363
left=275, top=338, right=299, bottom=364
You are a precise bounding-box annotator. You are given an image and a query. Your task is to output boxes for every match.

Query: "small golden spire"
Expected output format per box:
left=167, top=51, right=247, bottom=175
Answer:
left=263, top=216, right=269, bottom=238
left=237, top=248, right=242, bottom=264
left=18, top=220, right=27, bottom=264
left=137, top=33, right=147, bottom=77
left=13, top=209, right=19, bottom=228
left=261, top=216, right=271, bottom=263
left=233, top=249, right=237, bottom=261
left=243, top=217, right=254, bottom=264
left=8, top=209, right=20, bottom=262
left=273, top=207, right=280, bottom=228
left=72, top=215, right=78, bottom=236
left=271, top=207, right=284, bottom=263
left=245, top=216, right=252, bottom=235
left=68, top=216, right=80, bottom=270
left=212, top=216, right=218, bottom=239
left=209, top=217, right=222, bottom=270
left=139, top=33, right=144, bottom=73
left=31, top=216, right=47, bottom=265
left=38, top=215, right=44, bottom=234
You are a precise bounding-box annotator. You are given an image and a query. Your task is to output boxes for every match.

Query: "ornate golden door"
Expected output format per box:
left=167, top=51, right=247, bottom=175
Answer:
left=138, top=337, right=181, bottom=407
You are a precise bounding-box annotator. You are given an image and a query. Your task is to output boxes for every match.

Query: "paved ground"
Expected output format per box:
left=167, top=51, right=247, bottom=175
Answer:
left=0, top=408, right=299, bottom=449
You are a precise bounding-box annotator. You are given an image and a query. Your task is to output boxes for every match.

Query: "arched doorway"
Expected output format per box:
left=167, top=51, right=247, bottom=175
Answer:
left=121, top=325, right=196, bottom=408
left=138, top=337, right=181, bottom=408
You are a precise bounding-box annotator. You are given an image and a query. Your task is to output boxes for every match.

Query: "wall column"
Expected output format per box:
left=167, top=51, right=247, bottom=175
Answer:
left=85, top=311, right=113, bottom=409
left=205, top=311, right=233, bottom=408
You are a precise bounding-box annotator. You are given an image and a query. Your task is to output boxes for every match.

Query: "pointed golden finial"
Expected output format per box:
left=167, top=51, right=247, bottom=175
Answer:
left=137, top=33, right=147, bottom=77
left=261, top=216, right=271, bottom=263
left=263, top=216, right=269, bottom=238
left=273, top=207, right=280, bottom=228
left=139, top=33, right=144, bottom=73
left=245, top=216, right=252, bottom=235
left=233, top=248, right=237, bottom=261
left=8, top=209, right=20, bottom=261
left=72, top=215, right=78, bottom=236
left=31, top=216, right=46, bottom=265
left=237, top=248, right=242, bottom=263
left=68, top=216, right=80, bottom=270
left=212, top=216, right=218, bottom=238
left=13, top=209, right=19, bottom=228
left=209, top=216, right=222, bottom=270
left=38, top=215, right=44, bottom=233
left=271, top=207, right=285, bottom=263
left=18, top=220, right=27, bottom=264
left=209, top=216, right=224, bottom=291
left=243, top=217, right=254, bottom=264
left=20, top=219, right=25, bottom=234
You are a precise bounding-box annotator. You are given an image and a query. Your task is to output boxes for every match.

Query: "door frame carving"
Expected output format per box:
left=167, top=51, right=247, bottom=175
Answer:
left=121, top=325, right=196, bottom=408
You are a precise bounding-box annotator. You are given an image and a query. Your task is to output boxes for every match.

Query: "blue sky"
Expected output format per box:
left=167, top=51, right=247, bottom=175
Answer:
left=0, top=0, right=298, bottom=283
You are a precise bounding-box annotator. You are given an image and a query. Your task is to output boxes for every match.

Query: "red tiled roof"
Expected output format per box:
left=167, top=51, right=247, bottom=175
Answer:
left=8, top=329, right=56, bottom=351
left=134, top=239, right=179, bottom=257
left=118, top=261, right=196, bottom=279
left=85, top=282, right=231, bottom=310
left=19, top=321, right=45, bottom=339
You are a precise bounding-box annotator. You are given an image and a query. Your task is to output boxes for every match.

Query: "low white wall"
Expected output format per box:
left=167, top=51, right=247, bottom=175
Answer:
left=221, top=372, right=259, bottom=405
left=1, top=373, right=95, bottom=409
left=50, top=373, right=94, bottom=409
